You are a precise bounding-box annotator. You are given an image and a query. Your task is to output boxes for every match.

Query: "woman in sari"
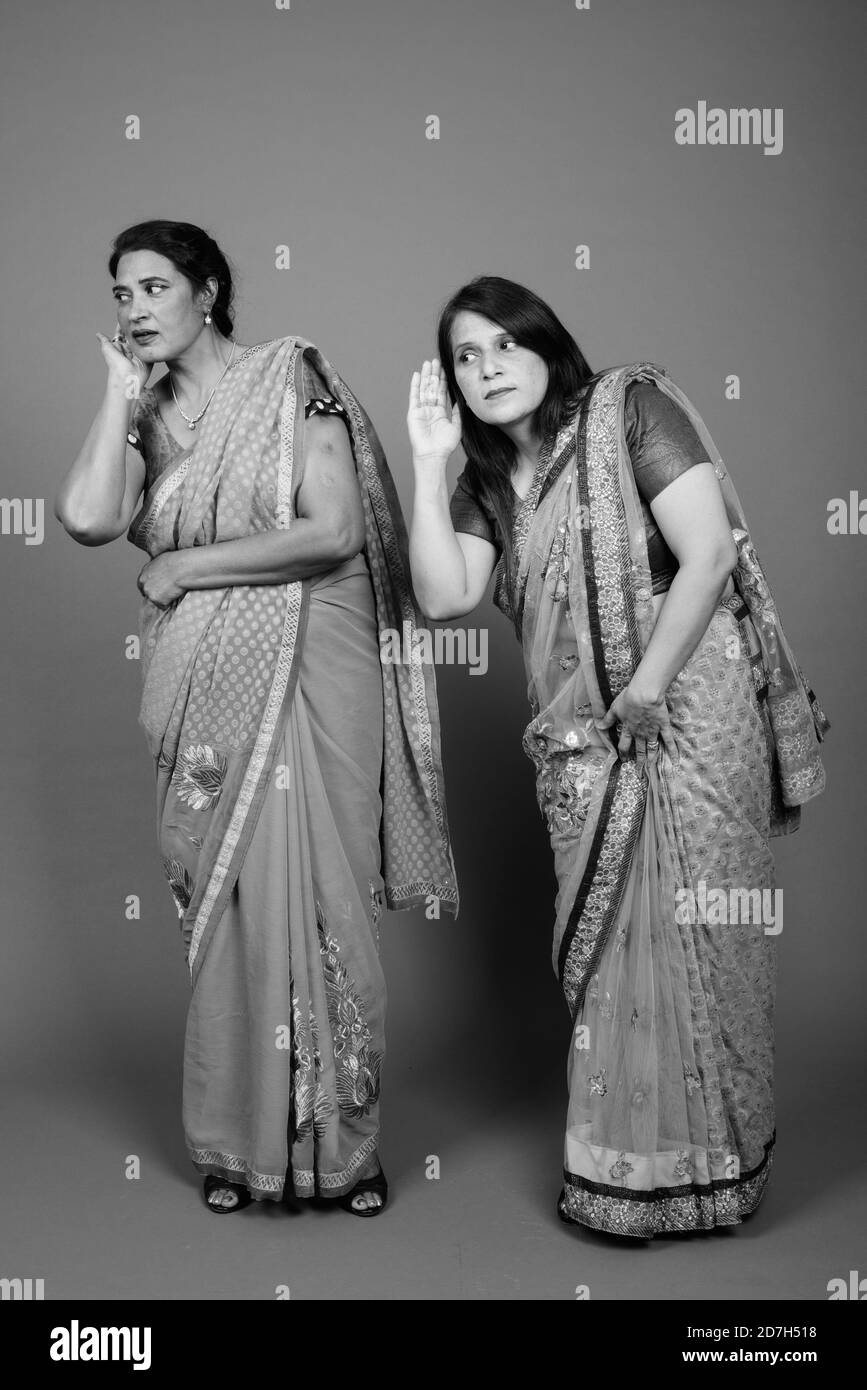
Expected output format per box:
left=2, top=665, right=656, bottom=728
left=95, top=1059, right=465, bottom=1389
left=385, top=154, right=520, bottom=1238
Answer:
left=408, top=276, right=828, bottom=1239
left=55, top=220, right=457, bottom=1216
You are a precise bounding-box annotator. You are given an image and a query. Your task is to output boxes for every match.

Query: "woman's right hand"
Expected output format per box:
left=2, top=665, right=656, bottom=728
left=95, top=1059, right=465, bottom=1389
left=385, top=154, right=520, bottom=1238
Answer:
left=408, top=358, right=461, bottom=465
left=96, top=328, right=150, bottom=397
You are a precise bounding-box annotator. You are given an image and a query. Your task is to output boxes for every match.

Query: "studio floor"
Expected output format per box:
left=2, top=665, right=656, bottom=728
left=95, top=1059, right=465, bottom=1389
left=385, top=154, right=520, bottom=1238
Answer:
left=3, top=1035, right=863, bottom=1302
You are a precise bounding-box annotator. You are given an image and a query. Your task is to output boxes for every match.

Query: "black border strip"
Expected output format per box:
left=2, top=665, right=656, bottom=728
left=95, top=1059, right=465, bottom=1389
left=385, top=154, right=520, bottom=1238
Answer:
left=556, top=758, right=622, bottom=983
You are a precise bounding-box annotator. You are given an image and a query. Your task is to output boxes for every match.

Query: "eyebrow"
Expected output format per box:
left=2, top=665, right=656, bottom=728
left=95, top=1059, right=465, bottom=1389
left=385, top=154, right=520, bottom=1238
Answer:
left=112, top=275, right=170, bottom=290
left=452, top=332, right=512, bottom=354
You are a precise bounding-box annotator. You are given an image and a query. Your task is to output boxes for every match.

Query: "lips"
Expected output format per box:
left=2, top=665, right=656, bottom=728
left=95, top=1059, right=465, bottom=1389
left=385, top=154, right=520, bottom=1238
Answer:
left=132, top=331, right=158, bottom=342
left=485, top=387, right=515, bottom=399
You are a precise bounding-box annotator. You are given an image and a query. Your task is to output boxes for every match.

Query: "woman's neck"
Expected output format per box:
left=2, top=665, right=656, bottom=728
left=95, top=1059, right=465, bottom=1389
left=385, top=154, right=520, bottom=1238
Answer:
left=166, top=331, right=242, bottom=398
left=500, top=420, right=544, bottom=473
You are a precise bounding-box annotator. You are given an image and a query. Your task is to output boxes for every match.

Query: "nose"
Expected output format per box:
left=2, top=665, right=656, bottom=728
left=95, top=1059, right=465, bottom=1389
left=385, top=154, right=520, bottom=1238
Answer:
left=481, top=355, right=502, bottom=379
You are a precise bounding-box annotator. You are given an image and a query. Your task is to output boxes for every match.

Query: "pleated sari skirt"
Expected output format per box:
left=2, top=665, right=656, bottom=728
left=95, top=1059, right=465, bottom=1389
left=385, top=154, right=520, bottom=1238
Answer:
left=555, top=598, right=778, bottom=1237
left=182, top=551, right=387, bottom=1201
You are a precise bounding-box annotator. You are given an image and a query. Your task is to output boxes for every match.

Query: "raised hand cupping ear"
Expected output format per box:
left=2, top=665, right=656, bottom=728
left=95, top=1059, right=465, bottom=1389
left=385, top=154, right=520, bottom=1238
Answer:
left=408, top=357, right=461, bottom=464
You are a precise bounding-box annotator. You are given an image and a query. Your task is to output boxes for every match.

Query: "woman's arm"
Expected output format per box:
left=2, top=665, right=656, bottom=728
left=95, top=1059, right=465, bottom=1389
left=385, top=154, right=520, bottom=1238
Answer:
left=410, top=460, right=498, bottom=619
left=599, top=461, right=737, bottom=761
left=631, top=462, right=737, bottom=699
left=55, top=335, right=149, bottom=545
left=407, top=359, right=497, bottom=619
left=138, top=413, right=366, bottom=605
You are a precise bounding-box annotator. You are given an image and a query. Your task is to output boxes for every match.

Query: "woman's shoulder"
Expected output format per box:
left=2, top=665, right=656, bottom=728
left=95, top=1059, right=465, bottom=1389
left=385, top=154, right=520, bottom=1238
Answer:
left=592, top=367, right=679, bottom=439
left=305, top=394, right=349, bottom=421
left=591, top=362, right=669, bottom=397
left=624, top=375, right=664, bottom=421
left=621, top=372, right=698, bottom=437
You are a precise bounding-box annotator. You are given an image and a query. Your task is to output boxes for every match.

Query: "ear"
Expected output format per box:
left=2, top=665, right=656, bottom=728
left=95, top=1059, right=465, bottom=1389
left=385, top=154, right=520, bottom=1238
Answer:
left=199, top=275, right=219, bottom=313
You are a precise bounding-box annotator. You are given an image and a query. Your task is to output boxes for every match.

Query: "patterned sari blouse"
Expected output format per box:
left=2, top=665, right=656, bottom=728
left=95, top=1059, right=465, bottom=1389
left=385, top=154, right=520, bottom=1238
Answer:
left=448, top=380, right=709, bottom=595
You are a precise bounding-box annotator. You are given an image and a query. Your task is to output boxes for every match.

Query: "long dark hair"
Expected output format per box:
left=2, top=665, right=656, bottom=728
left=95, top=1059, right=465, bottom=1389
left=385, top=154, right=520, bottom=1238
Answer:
left=108, top=220, right=236, bottom=338
left=436, top=275, right=595, bottom=602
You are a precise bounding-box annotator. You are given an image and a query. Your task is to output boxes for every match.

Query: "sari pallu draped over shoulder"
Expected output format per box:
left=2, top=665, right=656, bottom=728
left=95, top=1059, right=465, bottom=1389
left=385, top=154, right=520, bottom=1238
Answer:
left=128, top=336, right=457, bottom=987
left=500, top=363, right=829, bottom=1237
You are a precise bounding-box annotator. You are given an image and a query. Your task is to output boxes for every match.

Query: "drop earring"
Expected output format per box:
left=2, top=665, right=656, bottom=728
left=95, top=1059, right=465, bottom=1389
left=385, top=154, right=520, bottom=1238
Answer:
left=204, top=310, right=212, bottom=325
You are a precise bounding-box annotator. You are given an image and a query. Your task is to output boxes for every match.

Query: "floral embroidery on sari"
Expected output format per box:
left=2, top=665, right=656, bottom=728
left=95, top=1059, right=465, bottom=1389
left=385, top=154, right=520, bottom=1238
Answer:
left=368, top=879, right=384, bottom=930
left=129, top=336, right=458, bottom=987
left=673, top=1150, right=694, bottom=1181
left=542, top=513, right=571, bottom=602
left=171, top=743, right=228, bottom=811
left=609, top=1152, right=634, bottom=1182
left=163, top=857, right=194, bottom=918
left=502, top=360, right=828, bottom=1237
left=291, top=991, right=333, bottom=1142
left=316, top=913, right=383, bottom=1119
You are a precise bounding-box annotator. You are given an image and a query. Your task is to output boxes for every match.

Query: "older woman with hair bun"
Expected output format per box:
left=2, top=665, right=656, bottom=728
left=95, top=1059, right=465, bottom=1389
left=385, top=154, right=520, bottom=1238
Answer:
left=56, top=220, right=457, bottom=1219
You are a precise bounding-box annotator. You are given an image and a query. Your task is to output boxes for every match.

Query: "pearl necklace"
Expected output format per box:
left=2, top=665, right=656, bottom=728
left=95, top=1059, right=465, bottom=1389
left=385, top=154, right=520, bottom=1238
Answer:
left=170, top=340, right=237, bottom=430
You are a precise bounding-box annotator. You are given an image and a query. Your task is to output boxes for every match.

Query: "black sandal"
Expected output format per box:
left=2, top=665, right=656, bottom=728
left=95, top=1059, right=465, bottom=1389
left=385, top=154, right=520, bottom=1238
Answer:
left=338, top=1165, right=388, bottom=1218
left=203, top=1174, right=253, bottom=1214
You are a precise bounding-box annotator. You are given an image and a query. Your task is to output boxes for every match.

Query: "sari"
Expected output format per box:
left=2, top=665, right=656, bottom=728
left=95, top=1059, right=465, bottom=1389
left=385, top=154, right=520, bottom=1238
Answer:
left=495, top=363, right=829, bottom=1237
left=127, top=335, right=457, bottom=1199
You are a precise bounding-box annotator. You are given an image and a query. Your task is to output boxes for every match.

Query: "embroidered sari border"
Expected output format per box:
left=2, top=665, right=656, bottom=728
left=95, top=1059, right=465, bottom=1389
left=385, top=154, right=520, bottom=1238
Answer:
left=189, top=1131, right=380, bottom=1200
left=557, top=758, right=621, bottom=982
left=581, top=374, right=646, bottom=705
left=575, top=382, right=611, bottom=706
left=129, top=458, right=190, bottom=548
left=514, top=434, right=578, bottom=633
left=557, top=760, right=646, bottom=1017
left=560, top=1135, right=775, bottom=1238
left=292, top=1132, right=380, bottom=1195
left=186, top=349, right=309, bottom=981
left=186, top=582, right=309, bottom=983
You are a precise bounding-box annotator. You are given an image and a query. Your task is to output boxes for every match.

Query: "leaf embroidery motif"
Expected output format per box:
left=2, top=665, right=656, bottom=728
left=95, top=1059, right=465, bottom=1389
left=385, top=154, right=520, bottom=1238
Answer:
left=163, top=857, right=194, bottom=918
left=317, top=915, right=382, bottom=1118
left=172, top=743, right=228, bottom=811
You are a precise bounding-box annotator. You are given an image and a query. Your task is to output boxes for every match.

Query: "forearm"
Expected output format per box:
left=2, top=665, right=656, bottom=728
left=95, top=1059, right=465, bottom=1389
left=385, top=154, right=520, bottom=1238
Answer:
left=176, top=519, right=360, bottom=590
left=631, top=556, right=734, bottom=702
left=55, top=381, right=137, bottom=535
left=410, top=460, right=469, bottom=616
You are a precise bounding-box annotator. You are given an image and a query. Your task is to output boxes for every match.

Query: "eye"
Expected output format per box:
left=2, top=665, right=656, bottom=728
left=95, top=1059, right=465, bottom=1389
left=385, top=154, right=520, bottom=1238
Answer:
left=146, top=284, right=165, bottom=295
left=500, top=337, right=517, bottom=350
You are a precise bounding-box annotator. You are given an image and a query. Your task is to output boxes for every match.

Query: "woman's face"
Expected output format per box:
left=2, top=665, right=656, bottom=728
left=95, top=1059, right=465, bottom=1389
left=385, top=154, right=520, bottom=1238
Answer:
left=112, top=250, right=212, bottom=361
left=449, top=310, right=549, bottom=430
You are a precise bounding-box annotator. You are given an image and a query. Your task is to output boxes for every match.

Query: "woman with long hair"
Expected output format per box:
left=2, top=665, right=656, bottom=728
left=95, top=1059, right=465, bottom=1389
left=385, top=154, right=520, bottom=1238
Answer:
left=56, top=221, right=457, bottom=1217
left=408, top=275, right=828, bottom=1238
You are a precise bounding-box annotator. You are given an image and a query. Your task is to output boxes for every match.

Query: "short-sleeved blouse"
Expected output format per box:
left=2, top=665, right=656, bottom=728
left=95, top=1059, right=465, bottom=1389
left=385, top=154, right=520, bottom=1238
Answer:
left=448, top=379, right=709, bottom=595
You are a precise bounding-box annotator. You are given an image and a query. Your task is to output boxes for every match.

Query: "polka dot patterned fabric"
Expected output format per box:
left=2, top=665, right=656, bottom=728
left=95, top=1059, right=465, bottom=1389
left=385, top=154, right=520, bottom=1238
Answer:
left=128, top=337, right=458, bottom=972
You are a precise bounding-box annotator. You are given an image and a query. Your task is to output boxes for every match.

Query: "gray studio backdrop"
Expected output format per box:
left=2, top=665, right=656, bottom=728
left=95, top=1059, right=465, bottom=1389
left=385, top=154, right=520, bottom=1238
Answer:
left=1, top=0, right=863, bottom=1300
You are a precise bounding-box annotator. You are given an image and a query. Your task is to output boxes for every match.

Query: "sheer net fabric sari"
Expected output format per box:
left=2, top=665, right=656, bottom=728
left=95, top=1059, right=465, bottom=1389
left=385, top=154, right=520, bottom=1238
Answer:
left=127, top=336, right=457, bottom=1199
left=497, top=364, right=828, bottom=1237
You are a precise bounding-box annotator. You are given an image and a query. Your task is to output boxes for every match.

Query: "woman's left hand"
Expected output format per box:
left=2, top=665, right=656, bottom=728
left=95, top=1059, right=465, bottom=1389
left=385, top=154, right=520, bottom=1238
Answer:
left=137, top=552, right=187, bottom=608
left=597, top=679, right=679, bottom=768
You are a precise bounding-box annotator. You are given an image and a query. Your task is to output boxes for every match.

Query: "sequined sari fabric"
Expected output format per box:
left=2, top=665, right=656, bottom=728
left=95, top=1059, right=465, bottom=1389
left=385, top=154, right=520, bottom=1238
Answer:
left=500, top=363, right=828, bottom=1236
left=127, top=336, right=457, bottom=1197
